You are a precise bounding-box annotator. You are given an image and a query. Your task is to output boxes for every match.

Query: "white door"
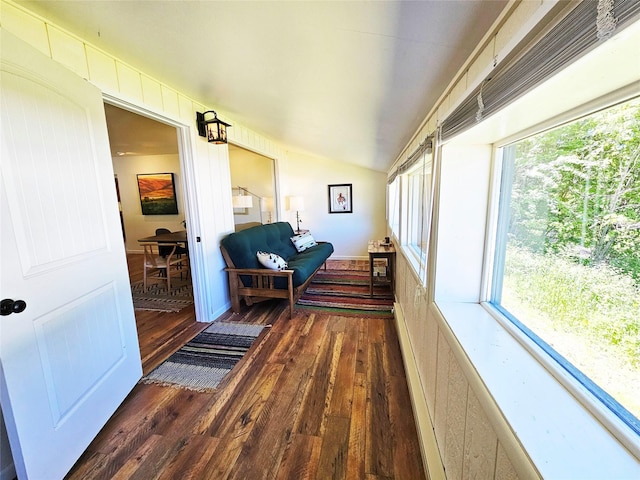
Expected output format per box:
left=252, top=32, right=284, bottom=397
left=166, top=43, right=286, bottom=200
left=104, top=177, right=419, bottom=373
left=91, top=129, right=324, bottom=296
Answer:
left=0, top=30, right=142, bottom=479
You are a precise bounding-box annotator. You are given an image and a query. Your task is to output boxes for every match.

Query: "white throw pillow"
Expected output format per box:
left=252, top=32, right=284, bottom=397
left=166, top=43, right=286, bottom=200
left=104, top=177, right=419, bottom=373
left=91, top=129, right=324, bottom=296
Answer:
left=290, top=232, right=318, bottom=252
left=256, top=251, right=288, bottom=270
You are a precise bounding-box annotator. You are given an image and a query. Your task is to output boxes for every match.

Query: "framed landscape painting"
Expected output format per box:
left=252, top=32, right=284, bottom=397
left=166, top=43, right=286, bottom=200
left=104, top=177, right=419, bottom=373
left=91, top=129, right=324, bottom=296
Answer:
left=328, top=183, right=352, bottom=213
left=137, top=173, right=179, bottom=215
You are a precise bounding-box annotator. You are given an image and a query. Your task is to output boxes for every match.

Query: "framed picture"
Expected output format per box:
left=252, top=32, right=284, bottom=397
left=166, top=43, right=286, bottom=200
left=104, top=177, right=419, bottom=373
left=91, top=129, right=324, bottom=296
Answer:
left=137, top=173, right=179, bottom=215
left=328, top=183, right=352, bottom=214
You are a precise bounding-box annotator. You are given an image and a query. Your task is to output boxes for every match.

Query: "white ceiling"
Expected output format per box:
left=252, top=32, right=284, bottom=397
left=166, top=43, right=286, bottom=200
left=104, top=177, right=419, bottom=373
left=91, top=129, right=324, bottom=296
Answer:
left=23, top=0, right=508, bottom=171
left=104, top=103, right=179, bottom=157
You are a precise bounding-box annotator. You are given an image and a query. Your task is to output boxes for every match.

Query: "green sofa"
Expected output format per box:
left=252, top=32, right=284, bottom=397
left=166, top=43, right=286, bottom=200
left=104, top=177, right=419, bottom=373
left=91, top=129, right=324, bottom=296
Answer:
left=220, top=222, right=334, bottom=317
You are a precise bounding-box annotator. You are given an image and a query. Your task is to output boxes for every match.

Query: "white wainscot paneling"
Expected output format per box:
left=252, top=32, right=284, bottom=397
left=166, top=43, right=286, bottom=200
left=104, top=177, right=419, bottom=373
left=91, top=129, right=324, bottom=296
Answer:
left=444, top=351, right=468, bottom=479
left=47, top=25, right=88, bottom=78
left=463, top=388, right=499, bottom=478
left=116, top=62, right=143, bottom=103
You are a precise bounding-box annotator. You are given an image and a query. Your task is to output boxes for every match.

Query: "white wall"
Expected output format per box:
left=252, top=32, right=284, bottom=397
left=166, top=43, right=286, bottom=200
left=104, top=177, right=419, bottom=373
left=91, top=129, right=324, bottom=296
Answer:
left=434, top=144, right=492, bottom=303
left=280, top=150, right=388, bottom=259
left=112, top=154, right=186, bottom=253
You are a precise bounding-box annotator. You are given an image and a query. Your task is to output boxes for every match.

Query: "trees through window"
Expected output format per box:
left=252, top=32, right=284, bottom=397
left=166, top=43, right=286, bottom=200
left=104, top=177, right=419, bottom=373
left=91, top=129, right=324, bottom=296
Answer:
left=492, top=97, right=640, bottom=428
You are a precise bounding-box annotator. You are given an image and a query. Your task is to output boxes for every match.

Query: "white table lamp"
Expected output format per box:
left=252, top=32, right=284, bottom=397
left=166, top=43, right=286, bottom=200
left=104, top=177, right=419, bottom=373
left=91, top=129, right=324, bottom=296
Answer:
left=287, top=196, right=304, bottom=232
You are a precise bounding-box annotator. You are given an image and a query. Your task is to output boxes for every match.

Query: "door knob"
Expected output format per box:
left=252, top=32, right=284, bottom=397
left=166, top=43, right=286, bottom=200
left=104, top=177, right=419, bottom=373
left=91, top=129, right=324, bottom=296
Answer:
left=0, top=299, right=27, bottom=316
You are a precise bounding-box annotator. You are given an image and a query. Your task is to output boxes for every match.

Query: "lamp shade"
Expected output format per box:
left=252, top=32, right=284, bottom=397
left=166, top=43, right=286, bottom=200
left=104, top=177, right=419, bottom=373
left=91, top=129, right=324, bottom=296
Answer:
left=288, top=196, right=304, bottom=211
left=232, top=195, right=253, bottom=208
left=261, top=197, right=274, bottom=211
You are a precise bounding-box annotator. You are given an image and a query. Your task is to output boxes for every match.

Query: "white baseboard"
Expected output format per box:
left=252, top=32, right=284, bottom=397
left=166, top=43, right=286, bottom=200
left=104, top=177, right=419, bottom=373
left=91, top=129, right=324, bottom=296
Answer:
left=328, top=255, right=368, bottom=261
left=394, top=302, right=446, bottom=480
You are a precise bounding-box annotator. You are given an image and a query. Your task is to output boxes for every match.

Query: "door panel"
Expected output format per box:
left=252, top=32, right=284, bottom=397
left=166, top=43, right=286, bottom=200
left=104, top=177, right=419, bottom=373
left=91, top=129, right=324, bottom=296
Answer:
left=34, top=284, right=126, bottom=425
left=0, top=29, right=142, bottom=480
left=2, top=61, right=109, bottom=272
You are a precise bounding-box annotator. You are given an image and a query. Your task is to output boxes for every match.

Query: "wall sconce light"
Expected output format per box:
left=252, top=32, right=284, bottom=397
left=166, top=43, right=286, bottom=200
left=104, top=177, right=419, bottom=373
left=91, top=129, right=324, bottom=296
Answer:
left=287, top=196, right=305, bottom=233
left=197, top=110, right=231, bottom=144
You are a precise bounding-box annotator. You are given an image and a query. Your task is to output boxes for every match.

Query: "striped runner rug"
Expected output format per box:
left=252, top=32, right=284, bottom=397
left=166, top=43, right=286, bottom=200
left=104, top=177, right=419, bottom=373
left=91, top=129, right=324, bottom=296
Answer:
left=296, top=269, right=394, bottom=317
left=141, top=322, right=265, bottom=391
left=131, top=279, right=193, bottom=313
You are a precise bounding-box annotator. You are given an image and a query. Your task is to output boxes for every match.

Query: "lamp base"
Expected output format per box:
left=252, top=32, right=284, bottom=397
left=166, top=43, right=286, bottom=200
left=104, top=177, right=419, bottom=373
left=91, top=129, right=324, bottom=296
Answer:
left=296, top=211, right=302, bottom=233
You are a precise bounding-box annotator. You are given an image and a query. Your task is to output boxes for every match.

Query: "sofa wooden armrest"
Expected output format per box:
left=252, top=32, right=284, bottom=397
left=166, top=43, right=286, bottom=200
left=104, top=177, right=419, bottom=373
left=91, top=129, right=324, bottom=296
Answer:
left=224, top=265, right=319, bottom=318
left=224, top=266, right=294, bottom=315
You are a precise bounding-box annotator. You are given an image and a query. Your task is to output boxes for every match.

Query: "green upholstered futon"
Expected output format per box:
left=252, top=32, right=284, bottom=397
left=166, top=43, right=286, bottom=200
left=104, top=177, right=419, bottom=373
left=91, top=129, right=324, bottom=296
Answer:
left=220, top=222, right=334, bottom=317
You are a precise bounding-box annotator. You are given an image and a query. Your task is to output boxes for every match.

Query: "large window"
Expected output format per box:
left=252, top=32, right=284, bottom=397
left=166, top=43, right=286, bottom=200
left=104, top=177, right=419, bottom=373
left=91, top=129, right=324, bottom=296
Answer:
left=387, top=176, right=400, bottom=239
left=387, top=135, right=437, bottom=284
left=405, top=162, right=431, bottom=265
left=387, top=151, right=433, bottom=282
left=491, top=97, right=640, bottom=430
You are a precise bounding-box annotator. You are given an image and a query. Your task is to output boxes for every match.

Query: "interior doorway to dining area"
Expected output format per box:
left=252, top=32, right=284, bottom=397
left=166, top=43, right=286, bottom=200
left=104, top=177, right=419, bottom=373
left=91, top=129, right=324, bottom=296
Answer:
left=104, top=103, right=198, bottom=366
left=105, top=103, right=187, bottom=254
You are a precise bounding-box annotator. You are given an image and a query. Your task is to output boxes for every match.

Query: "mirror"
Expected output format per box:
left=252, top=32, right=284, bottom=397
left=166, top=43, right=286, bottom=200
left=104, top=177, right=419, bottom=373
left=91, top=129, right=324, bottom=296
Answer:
left=229, top=144, right=276, bottom=231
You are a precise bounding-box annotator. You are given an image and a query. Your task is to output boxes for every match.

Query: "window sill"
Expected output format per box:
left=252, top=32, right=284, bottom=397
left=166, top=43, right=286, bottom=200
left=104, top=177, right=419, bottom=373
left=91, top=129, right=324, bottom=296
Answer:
left=435, top=301, right=640, bottom=478
left=399, top=243, right=426, bottom=286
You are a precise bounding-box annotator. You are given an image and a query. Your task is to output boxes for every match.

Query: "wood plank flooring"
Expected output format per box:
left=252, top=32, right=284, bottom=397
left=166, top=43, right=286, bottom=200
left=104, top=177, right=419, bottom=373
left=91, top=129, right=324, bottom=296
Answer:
left=65, top=256, right=426, bottom=479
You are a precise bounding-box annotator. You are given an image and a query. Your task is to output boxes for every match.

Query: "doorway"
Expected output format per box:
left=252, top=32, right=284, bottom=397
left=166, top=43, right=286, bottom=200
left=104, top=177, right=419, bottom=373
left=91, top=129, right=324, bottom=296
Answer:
left=104, top=104, right=187, bottom=251
left=103, top=103, right=199, bottom=370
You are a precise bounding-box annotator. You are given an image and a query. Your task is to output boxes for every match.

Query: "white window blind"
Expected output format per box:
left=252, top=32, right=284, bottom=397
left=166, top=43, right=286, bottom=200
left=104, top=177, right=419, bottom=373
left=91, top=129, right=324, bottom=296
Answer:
left=387, top=135, right=433, bottom=184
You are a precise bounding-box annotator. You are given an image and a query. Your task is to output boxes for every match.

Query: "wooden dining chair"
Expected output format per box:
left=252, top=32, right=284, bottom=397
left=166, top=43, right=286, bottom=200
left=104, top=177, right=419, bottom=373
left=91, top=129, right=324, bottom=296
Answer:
left=155, top=228, right=189, bottom=258
left=141, top=242, right=187, bottom=291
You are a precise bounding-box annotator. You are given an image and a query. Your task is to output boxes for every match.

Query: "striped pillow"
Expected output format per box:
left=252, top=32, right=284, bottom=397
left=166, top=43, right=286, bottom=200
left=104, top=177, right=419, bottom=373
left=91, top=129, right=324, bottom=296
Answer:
left=290, top=232, right=318, bottom=252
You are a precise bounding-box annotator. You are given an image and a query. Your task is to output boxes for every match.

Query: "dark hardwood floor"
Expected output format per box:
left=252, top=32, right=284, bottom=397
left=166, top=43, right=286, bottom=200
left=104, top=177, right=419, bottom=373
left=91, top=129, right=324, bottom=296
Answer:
left=65, top=256, right=426, bottom=479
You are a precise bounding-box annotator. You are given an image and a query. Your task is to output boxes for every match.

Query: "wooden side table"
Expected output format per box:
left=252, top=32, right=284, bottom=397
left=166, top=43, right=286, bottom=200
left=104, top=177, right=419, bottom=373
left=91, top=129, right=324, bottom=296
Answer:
left=368, top=240, right=396, bottom=297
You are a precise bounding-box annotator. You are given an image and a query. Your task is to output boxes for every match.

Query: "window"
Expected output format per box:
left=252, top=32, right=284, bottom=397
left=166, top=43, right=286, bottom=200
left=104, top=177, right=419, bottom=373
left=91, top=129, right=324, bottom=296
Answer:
left=387, top=176, right=400, bottom=239
left=491, top=97, right=640, bottom=431
left=401, top=156, right=432, bottom=278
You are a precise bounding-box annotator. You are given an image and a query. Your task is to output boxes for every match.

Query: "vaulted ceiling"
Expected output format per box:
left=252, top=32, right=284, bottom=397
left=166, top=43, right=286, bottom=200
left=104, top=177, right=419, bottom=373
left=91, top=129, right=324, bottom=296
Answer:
left=22, top=0, right=508, bottom=171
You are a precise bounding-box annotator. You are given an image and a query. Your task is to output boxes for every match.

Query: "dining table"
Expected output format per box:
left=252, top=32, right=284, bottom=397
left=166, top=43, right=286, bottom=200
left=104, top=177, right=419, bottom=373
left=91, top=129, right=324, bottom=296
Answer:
left=137, top=230, right=188, bottom=245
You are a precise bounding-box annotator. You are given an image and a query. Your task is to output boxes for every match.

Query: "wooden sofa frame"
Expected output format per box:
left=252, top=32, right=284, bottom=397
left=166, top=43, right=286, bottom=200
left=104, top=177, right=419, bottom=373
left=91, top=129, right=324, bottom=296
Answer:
left=220, top=244, right=326, bottom=318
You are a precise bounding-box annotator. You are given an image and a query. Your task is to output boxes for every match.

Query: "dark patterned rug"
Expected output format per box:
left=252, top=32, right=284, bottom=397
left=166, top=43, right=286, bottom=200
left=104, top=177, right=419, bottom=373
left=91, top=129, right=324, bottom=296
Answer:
left=141, top=322, right=265, bottom=391
left=130, top=279, right=193, bottom=312
left=296, top=269, right=394, bottom=317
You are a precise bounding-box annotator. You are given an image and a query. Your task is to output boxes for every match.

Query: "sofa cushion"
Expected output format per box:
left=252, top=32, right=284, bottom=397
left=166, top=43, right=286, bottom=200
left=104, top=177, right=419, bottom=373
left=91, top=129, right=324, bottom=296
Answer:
left=221, top=222, right=298, bottom=270
left=286, top=242, right=334, bottom=286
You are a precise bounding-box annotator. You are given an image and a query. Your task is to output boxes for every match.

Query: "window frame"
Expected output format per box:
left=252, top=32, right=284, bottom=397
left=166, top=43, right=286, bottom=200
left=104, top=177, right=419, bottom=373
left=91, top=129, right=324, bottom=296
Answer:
left=399, top=154, right=433, bottom=285
left=480, top=92, right=640, bottom=451
left=387, top=176, right=400, bottom=240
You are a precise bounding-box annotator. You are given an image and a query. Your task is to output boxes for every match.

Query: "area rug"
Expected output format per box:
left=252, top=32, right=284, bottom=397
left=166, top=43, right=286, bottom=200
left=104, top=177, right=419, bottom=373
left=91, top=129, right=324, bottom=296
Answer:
left=131, top=279, right=193, bottom=312
left=141, top=322, right=265, bottom=391
left=296, top=269, right=394, bottom=317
